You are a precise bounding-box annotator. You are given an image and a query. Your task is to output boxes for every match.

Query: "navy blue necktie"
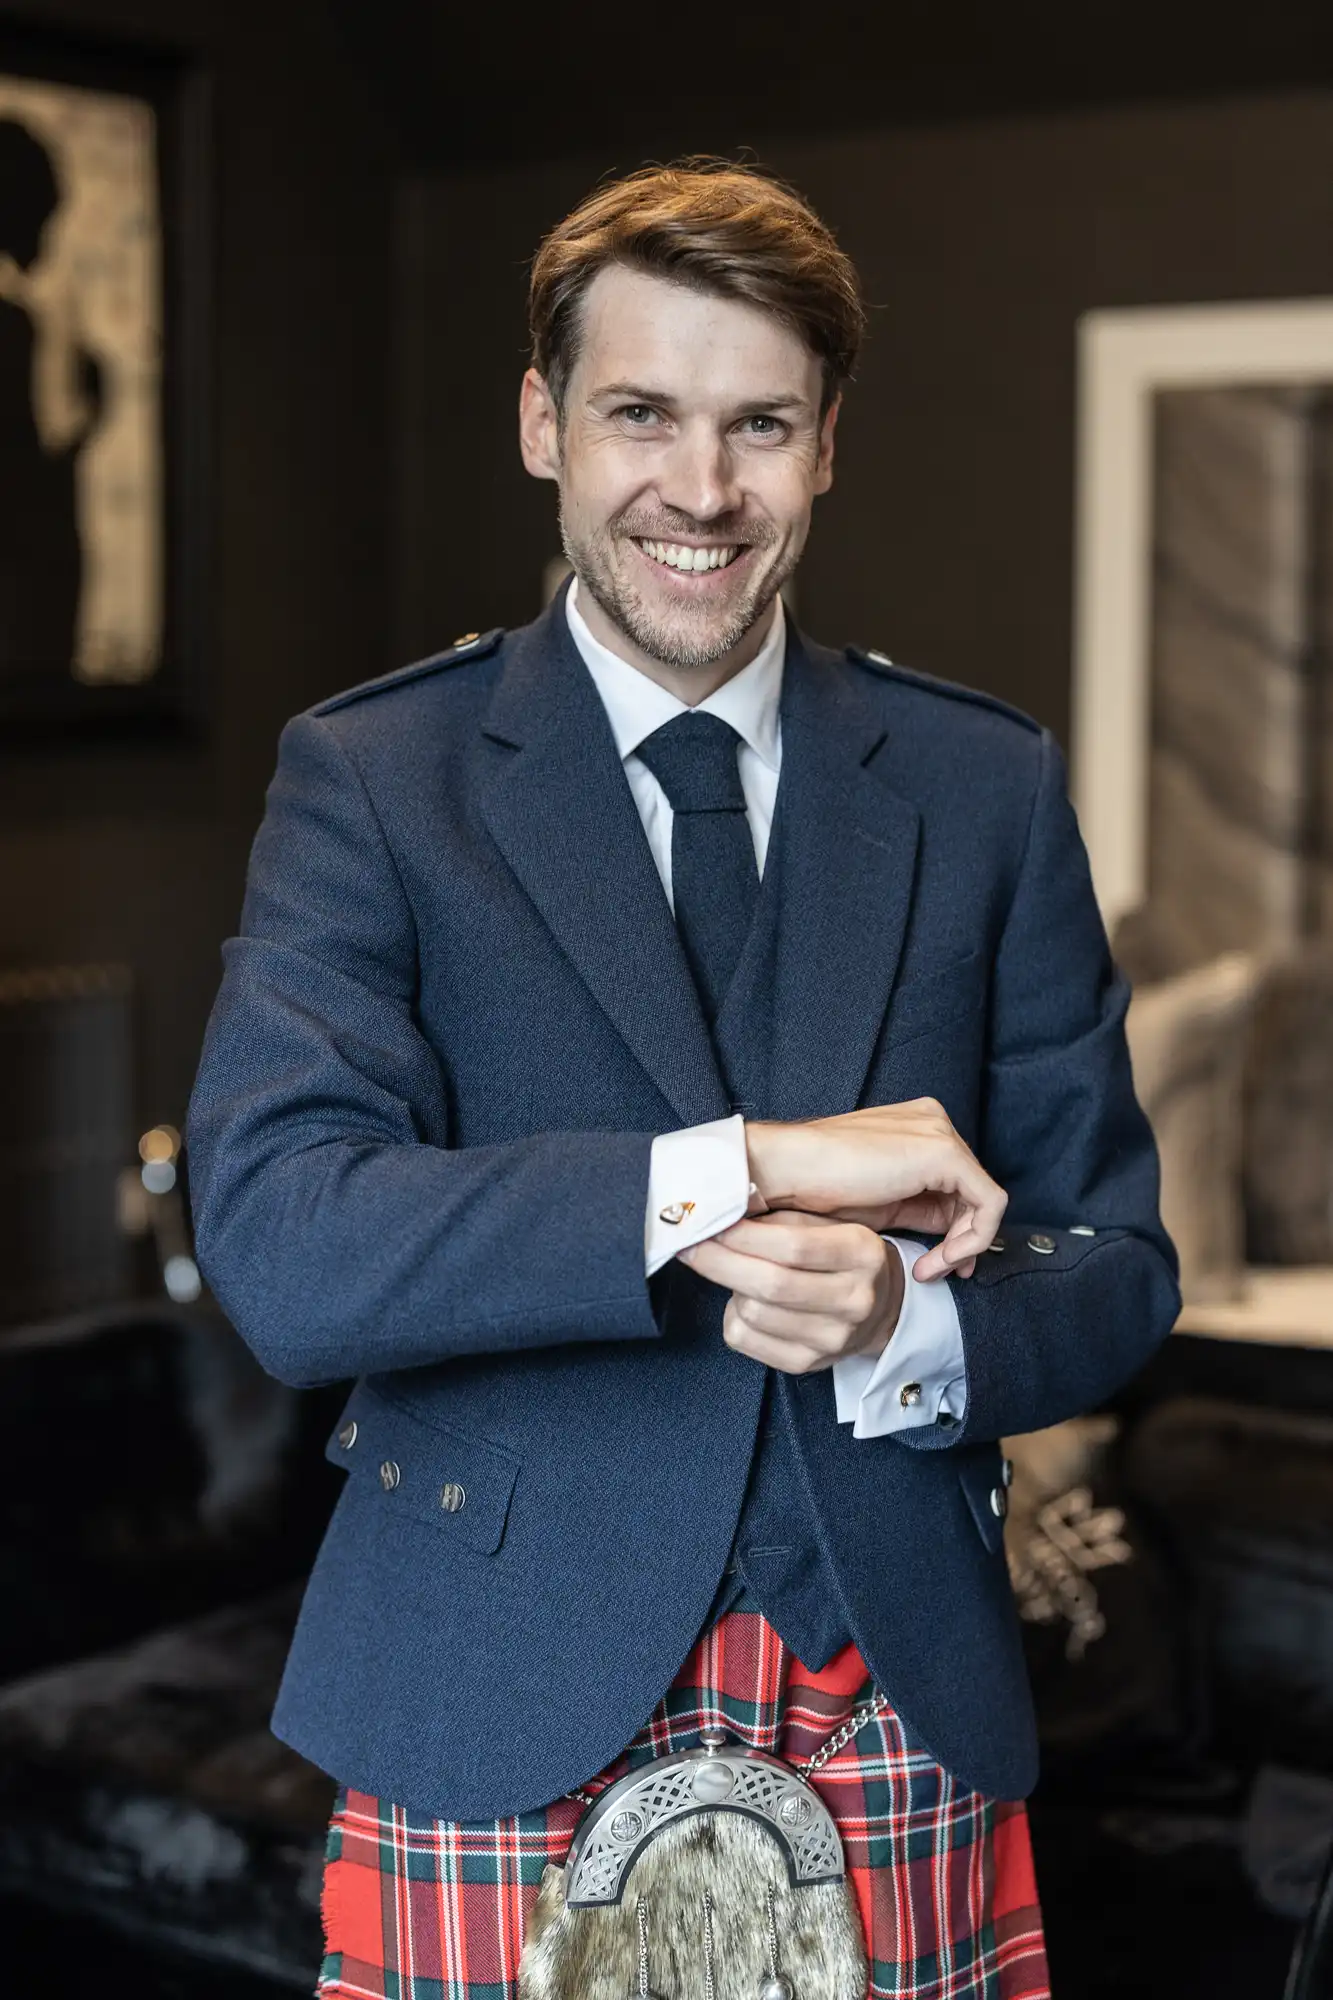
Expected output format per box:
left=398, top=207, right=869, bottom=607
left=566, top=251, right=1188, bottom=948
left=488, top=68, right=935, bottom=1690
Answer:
left=636, top=711, right=759, bottom=1026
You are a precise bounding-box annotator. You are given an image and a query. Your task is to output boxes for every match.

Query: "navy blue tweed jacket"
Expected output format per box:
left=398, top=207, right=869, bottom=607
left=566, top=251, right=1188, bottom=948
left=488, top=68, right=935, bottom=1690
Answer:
left=187, top=590, right=1179, bottom=1819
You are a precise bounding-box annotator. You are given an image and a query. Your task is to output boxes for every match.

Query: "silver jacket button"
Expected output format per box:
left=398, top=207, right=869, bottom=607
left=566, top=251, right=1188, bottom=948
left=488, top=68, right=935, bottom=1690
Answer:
left=1001, top=1456, right=1014, bottom=1487
left=337, top=1421, right=357, bottom=1450
left=1070, top=1224, right=1097, bottom=1237
left=440, top=1482, right=467, bottom=1513
left=987, top=1237, right=1006, bottom=1253
left=379, top=1460, right=401, bottom=1491
left=1027, top=1233, right=1057, bottom=1255
left=990, top=1485, right=1008, bottom=1518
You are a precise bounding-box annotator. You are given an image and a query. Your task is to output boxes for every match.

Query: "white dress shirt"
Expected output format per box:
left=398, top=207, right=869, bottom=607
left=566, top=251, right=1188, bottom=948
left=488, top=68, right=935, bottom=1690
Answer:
left=565, top=578, right=967, bottom=1438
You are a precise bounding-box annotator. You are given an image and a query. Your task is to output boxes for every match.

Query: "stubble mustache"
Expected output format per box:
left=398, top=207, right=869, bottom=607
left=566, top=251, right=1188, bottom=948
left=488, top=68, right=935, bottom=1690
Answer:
left=608, top=506, right=778, bottom=552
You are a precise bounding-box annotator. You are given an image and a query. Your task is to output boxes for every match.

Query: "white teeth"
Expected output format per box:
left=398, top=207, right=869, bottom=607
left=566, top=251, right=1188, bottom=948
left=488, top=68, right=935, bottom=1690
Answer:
left=638, top=539, right=739, bottom=572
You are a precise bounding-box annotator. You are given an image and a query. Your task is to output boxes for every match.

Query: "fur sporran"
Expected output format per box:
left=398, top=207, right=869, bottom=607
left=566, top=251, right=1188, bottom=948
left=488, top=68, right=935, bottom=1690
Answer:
left=516, top=1727, right=869, bottom=2000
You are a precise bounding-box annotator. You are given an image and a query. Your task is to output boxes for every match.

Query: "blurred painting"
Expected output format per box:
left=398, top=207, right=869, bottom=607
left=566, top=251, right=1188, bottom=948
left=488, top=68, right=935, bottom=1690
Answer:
left=0, top=73, right=161, bottom=697
left=0, top=32, right=204, bottom=733
left=1136, top=382, right=1333, bottom=977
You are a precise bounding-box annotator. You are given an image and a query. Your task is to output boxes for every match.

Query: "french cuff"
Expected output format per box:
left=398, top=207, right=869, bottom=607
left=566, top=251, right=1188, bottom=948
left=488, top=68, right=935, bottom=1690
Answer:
left=832, top=1236, right=968, bottom=1439
left=645, top=1113, right=751, bottom=1276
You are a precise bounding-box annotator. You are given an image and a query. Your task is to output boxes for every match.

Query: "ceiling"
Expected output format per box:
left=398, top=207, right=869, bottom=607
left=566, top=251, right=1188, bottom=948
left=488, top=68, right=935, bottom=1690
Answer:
left=328, top=0, right=1333, bottom=171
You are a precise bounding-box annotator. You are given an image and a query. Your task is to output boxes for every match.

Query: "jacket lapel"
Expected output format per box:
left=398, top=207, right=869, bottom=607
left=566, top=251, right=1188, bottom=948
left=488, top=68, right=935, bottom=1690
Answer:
left=742, top=629, right=922, bottom=1122
left=477, top=593, right=731, bottom=1128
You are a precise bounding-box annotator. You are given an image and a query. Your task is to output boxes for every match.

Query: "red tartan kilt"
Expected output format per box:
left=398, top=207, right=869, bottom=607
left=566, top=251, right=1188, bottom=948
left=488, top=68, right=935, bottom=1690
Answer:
left=318, top=1609, right=1049, bottom=2000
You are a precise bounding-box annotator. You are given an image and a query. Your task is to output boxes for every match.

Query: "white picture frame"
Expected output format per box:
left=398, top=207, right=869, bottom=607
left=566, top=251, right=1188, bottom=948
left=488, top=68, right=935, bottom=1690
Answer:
left=1072, top=299, right=1333, bottom=934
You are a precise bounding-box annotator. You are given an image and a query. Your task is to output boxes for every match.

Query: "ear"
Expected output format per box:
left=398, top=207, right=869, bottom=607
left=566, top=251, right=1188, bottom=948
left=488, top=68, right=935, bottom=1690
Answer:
left=812, top=395, right=840, bottom=496
left=519, top=369, right=561, bottom=483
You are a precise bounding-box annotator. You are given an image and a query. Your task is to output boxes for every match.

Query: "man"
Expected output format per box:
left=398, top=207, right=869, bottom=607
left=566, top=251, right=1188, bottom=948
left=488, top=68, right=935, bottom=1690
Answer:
left=189, top=161, right=1178, bottom=2000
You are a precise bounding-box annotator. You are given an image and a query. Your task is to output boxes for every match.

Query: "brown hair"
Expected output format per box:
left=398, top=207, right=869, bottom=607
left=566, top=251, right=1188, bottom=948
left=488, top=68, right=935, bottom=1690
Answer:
left=529, top=158, right=865, bottom=419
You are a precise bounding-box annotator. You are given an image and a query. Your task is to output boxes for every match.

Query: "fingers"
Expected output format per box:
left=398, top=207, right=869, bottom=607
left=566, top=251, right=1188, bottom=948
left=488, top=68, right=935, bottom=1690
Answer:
left=913, top=1231, right=988, bottom=1282
left=868, top=1193, right=969, bottom=1235
left=926, top=1144, right=1006, bottom=1248
left=681, top=1228, right=881, bottom=1316
left=938, top=1182, right=1008, bottom=1265
left=700, top=1213, right=878, bottom=1270
left=872, top=1101, right=1000, bottom=1226
left=721, top=1298, right=832, bottom=1375
left=780, top=1097, right=1006, bottom=1235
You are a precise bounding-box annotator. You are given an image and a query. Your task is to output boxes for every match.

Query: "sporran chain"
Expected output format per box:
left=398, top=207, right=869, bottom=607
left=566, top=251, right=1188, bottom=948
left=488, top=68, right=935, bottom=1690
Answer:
left=564, top=1690, right=890, bottom=1809
left=703, top=1889, right=716, bottom=2000
left=636, top=1894, right=651, bottom=2000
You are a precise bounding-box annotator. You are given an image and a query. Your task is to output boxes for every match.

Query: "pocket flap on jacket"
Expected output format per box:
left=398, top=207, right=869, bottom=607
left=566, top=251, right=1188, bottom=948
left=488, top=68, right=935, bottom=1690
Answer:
left=886, top=950, right=984, bottom=1048
left=956, top=1446, right=1007, bottom=1554
left=326, top=1385, right=519, bottom=1555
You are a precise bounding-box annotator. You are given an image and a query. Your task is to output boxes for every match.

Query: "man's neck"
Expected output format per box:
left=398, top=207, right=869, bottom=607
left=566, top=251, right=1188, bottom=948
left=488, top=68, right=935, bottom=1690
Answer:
left=571, top=579, right=777, bottom=706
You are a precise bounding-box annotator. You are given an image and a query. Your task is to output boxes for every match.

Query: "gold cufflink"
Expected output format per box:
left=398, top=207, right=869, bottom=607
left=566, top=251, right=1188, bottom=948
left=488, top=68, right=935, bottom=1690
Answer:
left=659, top=1200, right=696, bottom=1225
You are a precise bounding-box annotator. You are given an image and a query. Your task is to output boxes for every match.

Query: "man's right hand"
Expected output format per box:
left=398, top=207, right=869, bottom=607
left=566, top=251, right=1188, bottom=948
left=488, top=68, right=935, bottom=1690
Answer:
left=744, top=1100, right=1007, bottom=1282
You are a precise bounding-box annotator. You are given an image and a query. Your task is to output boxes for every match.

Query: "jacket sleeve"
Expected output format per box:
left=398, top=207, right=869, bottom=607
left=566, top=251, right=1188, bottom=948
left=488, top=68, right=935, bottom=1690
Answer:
left=899, top=728, right=1181, bottom=1451
left=187, top=712, right=660, bottom=1388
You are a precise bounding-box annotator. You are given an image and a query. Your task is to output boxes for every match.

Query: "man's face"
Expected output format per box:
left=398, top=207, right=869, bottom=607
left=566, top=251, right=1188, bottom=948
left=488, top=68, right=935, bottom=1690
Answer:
left=520, top=264, right=837, bottom=672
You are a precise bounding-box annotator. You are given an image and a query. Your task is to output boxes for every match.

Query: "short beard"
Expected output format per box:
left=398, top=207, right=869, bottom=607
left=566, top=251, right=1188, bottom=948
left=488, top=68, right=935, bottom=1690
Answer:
left=560, top=506, right=797, bottom=671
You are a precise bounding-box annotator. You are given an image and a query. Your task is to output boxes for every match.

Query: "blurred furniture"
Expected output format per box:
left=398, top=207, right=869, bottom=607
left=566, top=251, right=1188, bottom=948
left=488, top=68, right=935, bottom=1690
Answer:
left=1118, top=944, right=1333, bottom=1349
left=0, top=1298, right=342, bottom=1685
left=0, top=1589, right=330, bottom=1988
left=1286, top=1837, right=1333, bottom=1999
left=1120, top=1397, right=1333, bottom=1774
left=0, top=1292, right=343, bottom=1986
left=0, top=963, right=135, bottom=1324
left=0, top=1083, right=345, bottom=1988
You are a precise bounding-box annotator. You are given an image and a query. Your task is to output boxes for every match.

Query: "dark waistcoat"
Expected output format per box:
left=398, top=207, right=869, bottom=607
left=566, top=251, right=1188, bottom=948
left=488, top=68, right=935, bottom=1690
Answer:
left=698, top=824, right=853, bottom=1671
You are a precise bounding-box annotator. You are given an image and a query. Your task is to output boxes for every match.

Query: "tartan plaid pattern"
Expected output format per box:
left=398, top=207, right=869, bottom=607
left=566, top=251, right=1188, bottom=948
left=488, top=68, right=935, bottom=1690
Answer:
left=317, top=1609, right=1049, bottom=2000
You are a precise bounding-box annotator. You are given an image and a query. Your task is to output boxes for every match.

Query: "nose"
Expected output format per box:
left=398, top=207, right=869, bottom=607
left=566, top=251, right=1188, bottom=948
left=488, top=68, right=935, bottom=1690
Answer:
left=658, top=419, right=741, bottom=525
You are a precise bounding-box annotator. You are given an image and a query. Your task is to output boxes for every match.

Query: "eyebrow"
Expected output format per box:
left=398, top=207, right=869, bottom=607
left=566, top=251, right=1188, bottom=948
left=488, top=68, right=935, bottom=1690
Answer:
left=589, top=381, right=812, bottom=415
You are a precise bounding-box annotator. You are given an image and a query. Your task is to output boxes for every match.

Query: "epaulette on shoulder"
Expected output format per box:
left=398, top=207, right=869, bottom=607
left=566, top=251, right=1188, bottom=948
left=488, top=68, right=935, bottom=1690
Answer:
left=846, top=646, right=1041, bottom=734
left=311, top=628, right=504, bottom=716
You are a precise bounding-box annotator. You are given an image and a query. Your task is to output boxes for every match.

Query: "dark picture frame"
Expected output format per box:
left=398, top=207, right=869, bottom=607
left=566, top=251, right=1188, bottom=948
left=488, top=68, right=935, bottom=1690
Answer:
left=0, top=21, right=210, bottom=737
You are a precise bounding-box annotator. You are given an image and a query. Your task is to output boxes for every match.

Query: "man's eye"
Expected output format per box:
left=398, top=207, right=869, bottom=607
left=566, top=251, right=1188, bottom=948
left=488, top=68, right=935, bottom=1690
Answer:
left=618, top=404, right=658, bottom=425
left=741, top=414, right=784, bottom=439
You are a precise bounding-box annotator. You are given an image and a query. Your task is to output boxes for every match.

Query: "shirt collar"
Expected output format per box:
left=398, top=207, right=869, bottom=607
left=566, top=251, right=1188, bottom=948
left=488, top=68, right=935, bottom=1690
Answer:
left=565, top=575, right=784, bottom=773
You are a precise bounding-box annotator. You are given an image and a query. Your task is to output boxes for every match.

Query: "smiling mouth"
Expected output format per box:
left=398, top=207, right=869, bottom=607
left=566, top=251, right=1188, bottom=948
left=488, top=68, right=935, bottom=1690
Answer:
left=633, top=537, right=746, bottom=574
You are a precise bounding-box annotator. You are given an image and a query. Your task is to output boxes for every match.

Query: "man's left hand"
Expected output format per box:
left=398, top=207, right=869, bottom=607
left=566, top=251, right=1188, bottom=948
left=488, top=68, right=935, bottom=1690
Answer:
left=679, top=1211, right=904, bottom=1375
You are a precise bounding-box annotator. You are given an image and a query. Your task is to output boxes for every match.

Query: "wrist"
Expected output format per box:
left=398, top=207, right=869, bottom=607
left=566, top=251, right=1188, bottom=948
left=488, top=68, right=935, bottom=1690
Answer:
left=845, top=1237, right=905, bottom=1361
left=878, top=1235, right=907, bottom=1350
left=744, top=1120, right=801, bottom=1210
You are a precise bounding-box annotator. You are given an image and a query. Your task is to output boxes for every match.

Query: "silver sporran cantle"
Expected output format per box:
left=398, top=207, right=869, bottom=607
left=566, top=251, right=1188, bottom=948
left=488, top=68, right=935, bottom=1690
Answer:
left=516, top=1726, right=869, bottom=2000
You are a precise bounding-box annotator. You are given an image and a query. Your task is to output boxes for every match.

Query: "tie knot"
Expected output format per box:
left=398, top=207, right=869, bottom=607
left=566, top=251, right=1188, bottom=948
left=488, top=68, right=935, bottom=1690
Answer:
left=635, top=711, right=747, bottom=814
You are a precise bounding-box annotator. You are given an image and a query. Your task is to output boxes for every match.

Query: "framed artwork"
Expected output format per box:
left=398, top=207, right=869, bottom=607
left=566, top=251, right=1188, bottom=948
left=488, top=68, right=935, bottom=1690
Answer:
left=1072, top=300, right=1333, bottom=955
left=0, top=25, right=208, bottom=734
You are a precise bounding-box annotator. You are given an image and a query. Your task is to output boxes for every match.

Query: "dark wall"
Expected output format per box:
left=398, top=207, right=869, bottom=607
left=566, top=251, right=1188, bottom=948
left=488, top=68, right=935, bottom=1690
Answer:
left=397, top=92, right=1333, bottom=744
left=0, top=0, right=394, bottom=1124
